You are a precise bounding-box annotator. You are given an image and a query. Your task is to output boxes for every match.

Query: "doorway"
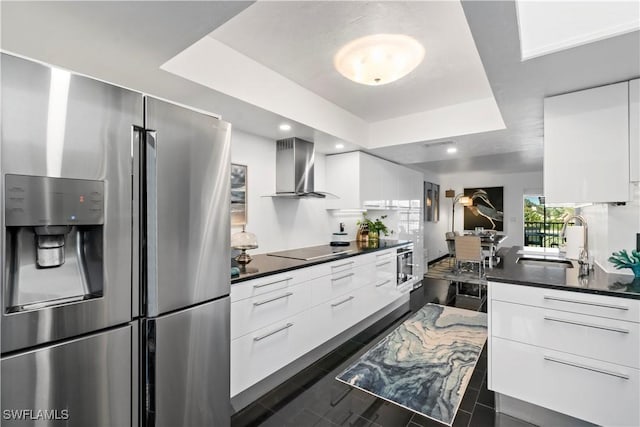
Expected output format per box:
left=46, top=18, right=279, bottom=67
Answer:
left=523, top=196, right=574, bottom=248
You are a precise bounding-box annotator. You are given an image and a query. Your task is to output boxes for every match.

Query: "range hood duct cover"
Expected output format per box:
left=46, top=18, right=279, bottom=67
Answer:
left=271, top=137, right=336, bottom=198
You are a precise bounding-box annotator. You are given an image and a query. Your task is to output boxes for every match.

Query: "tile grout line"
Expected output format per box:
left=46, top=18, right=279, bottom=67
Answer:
left=474, top=401, right=495, bottom=411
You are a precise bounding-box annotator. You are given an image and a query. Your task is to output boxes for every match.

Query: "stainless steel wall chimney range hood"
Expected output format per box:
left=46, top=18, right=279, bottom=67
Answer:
left=268, top=137, right=336, bottom=198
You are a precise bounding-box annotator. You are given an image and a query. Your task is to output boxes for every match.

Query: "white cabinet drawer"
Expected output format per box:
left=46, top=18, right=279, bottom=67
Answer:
left=371, top=279, right=402, bottom=302
left=308, top=290, right=365, bottom=343
left=491, top=337, right=640, bottom=427
left=231, top=282, right=312, bottom=340
left=374, top=249, right=395, bottom=261
left=492, top=300, right=640, bottom=368
left=351, top=249, right=395, bottom=268
left=232, top=263, right=329, bottom=302
left=373, top=255, right=396, bottom=285
left=312, top=265, right=372, bottom=306
left=489, top=281, right=640, bottom=323
left=357, top=283, right=396, bottom=318
left=231, top=310, right=315, bottom=396
left=329, top=258, right=358, bottom=274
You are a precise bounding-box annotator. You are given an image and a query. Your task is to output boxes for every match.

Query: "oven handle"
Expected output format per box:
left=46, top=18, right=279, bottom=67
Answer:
left=396, top=247, right=414, bottom=255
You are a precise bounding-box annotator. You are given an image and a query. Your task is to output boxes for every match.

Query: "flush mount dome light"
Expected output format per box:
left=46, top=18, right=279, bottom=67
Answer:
left=334, top=34, right=425, bottom=86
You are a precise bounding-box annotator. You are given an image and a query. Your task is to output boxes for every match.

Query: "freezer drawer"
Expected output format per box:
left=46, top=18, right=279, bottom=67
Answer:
left=1, top=325, right=132, bottom=427
left=144, top=297, right=230, bottom=427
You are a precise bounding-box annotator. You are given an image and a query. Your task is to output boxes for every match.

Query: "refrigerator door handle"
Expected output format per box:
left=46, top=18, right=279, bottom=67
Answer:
left=145, top=129, right=159, bottom=317
left=132, top=125, right=144, bottom=319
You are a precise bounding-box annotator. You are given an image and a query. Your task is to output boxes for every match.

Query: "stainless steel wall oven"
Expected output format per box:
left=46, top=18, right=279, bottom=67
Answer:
left=396, top=244, right=414, bottom=286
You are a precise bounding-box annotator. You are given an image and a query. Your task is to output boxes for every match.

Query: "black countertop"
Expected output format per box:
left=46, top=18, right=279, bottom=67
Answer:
left=487, top=246, right=640, bottom=300
left=231, top=240, right=411, bottom=284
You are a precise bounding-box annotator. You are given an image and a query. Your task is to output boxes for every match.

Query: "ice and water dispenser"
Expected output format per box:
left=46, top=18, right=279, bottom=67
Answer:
left=4, top=174, right=105, bottom=312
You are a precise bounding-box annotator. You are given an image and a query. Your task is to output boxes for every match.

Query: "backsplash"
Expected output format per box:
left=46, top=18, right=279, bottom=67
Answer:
left=580, top=183, right=640, bottom=274
left=231, top=130, right=332, bottom=254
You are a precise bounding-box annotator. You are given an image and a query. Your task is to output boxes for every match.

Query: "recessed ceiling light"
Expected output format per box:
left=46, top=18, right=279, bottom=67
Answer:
left=334, top=34, right=425, bottom=86
left=335, top=143, right=345, bottom=149
left=447, top=147, right=458, bottom=154
left=279, top=123, right=291, bottom=131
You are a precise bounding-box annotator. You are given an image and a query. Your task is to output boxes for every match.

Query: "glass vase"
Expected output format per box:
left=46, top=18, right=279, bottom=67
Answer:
left=368, top=230, right=379, bottom=247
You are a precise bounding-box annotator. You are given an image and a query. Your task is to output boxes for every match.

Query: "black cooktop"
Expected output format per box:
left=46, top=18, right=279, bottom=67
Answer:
left=267, top=245, right=354, bottom=261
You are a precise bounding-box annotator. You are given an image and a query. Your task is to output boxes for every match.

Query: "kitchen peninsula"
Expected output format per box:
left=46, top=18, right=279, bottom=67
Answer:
left=486, top=246, right=640, bottom=426
left=488, top=246, right=640, bottom=299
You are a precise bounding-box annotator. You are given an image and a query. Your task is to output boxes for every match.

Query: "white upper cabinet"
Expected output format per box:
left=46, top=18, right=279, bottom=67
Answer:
left=397, top=165, right=423, bottom=203
left=325, top=151, right=421, bottom=210
left=544, top=81, right=630, bottom=203
left=630, top=78, right=639, bottom=182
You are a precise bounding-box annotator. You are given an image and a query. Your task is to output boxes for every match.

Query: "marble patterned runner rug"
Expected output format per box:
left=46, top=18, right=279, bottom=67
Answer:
left=336, top=304, right=487, bottom=426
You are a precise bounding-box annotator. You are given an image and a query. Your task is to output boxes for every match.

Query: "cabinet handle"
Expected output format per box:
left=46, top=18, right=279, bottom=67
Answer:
left=253, top=292, right=294, bottom=307
left=376, top=261, right=391, bottom=267
left=254, top=277, right=293, bottom=289
left=332, top=273, right=354, bottom=282
left=376, top=280, right=391, bottom=287
left=543, top=296, right=629, bottom=311
left=543, top=356, right=629, bottom=380
left=332, top=261, right=354, bottom=269
left=543, top=316, right=629, bottom=334
left=331, top=296, right=354, bottom=308
left=253, top=323, right=294, bottom=341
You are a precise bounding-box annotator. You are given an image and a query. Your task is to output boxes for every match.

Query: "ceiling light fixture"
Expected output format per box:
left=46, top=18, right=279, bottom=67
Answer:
left=423, top=140, right=455, bottom=149
left=335, top=143, right=345, bottom=149
left=279, top=123, right=291, bottom=131
left=334, top=34, right=425, bottom=86
left=447, top=147, right=458, bottom=154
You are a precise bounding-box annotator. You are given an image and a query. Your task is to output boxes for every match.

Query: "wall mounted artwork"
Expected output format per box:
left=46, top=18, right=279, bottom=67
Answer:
left=424, top=181, right=440, bottom=222
left=231, top=163, right=247, bottom=226
left=463, top=186, right=504, bottom=231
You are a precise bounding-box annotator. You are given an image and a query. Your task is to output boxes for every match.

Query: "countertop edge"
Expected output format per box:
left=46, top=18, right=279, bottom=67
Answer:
left=486, top=276, right=640, bottom=300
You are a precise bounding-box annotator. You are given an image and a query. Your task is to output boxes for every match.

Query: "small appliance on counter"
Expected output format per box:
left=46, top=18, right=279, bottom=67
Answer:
left=330, top=222, right=350, bottom=246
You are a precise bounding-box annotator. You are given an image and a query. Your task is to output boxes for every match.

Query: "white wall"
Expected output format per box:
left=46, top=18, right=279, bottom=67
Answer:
left=423, top=170, right=543, bottom=261
left=580, top=182, right=640, bottom=274
left=231, top=130, right=333, bottom=254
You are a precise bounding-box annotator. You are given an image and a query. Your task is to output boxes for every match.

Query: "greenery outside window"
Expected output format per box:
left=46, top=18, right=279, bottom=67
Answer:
left=523, top=196, right=574, bottom=248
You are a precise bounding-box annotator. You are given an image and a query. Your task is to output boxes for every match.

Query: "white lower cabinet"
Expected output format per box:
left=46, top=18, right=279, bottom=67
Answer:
left=230, top=309, right=316, bottom=396
left=231, top=280, right=312, bottom=340
left=492, top=337, right=639, bottom=427
left=491, top=299, right=640, bottom=369
left=308, top=289, right=365, bottom=344
left=231, top=250, right=401, bottom=397
left=489, top=281, right=640, bottom=426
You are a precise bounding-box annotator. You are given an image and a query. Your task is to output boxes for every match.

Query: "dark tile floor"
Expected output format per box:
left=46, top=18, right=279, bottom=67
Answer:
left=231, top=279, right=534, bottom=427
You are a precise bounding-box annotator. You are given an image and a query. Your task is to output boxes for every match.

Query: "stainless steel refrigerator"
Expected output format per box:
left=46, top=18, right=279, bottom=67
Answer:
left=1, top=53, right=231, bottom=427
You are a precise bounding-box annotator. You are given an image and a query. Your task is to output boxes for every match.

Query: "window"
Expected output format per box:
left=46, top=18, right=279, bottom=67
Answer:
left=523, top=196, right=574, bottom=247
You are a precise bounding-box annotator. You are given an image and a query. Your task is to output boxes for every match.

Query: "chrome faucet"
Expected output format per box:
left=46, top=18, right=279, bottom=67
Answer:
left=561, top=214, right=589, bottom=270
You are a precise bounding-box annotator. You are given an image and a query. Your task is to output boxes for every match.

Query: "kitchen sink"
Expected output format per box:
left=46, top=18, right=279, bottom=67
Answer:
left=516, top=257, right=574, bottom=268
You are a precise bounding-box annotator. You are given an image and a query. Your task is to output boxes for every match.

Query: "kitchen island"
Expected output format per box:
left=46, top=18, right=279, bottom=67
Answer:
left=486, top=246, right=640, bottom=427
